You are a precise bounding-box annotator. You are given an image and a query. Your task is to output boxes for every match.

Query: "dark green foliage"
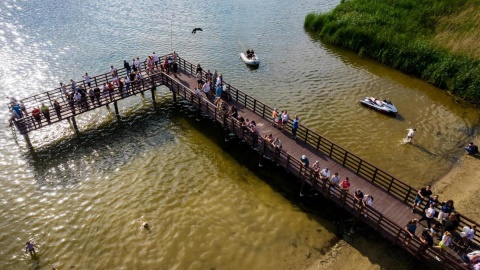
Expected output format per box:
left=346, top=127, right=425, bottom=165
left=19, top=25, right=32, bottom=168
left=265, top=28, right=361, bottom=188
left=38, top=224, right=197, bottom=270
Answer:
left=304, top=0, right=480, bottom=104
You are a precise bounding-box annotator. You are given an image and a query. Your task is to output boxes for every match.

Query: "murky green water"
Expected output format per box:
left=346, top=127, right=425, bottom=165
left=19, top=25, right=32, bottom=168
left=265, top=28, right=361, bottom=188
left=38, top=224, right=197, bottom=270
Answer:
left=0, top=0, right=478, bottom=269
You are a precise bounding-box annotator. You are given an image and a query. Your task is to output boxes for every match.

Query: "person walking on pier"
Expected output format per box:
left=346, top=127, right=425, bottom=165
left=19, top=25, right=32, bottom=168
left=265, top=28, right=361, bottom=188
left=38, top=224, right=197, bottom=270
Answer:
left=412, top=185, right=432, bottom=213
left=40, top=103, right=51, bottom=124
left=94, top=86, right=101, bottom=104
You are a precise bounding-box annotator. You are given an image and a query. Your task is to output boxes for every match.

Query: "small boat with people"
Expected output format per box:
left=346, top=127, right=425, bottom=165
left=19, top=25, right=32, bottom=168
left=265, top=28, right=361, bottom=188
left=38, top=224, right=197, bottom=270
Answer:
left=359, top=97, right=398, bottom=115
left=240, top=49, right=259, bottom=66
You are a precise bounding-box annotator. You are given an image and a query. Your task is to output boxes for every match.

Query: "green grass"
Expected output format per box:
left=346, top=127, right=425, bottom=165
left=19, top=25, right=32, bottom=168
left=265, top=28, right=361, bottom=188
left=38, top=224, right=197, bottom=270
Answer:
left=305, top=0, right=480, bottom=103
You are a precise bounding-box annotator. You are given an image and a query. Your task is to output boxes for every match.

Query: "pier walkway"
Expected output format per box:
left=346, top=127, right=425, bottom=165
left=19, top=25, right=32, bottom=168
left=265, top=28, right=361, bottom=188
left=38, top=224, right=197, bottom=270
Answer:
left=9, top=54, right=479, bottom=269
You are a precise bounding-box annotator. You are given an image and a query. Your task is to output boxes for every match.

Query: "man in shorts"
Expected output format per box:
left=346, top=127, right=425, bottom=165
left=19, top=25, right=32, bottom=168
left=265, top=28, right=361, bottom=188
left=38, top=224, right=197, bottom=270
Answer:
left=412, top=185, right=432, bottom=213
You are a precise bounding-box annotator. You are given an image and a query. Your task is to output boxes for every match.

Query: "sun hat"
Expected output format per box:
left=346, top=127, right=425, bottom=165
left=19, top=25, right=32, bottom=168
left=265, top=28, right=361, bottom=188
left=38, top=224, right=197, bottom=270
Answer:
left=301, top=155, right=306, bottom=159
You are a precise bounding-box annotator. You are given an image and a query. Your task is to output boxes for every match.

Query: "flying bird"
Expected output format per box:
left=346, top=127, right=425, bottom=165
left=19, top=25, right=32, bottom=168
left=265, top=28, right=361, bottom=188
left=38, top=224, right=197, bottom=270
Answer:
left=192, top=28, right=203, bottom=34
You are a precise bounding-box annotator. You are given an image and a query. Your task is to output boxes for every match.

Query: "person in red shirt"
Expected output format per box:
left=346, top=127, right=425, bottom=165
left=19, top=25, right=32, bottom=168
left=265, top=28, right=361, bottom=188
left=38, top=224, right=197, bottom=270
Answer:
left=340, top=177, right=350, bottom=201
left=31, top=107, right=41, bottom=126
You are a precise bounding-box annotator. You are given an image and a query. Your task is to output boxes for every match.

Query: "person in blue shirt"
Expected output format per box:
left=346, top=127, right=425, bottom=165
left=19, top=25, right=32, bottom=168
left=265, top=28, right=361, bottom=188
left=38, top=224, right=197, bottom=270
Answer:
left=292, top=115, right=299, bottom=139
left=300, top=155, right=309, bottom=167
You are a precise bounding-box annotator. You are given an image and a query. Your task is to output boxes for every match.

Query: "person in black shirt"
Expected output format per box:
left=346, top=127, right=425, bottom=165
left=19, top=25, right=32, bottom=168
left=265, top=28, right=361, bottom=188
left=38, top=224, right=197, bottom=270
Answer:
left=412, top=185, right=432, bottom=213
left=465, top=142, right=479, bottom=155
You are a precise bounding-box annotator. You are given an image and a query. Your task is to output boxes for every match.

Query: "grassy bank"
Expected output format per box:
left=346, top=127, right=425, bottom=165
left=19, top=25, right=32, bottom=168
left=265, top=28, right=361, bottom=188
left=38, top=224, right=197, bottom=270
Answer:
left=305, top=0, right=480, bottom=103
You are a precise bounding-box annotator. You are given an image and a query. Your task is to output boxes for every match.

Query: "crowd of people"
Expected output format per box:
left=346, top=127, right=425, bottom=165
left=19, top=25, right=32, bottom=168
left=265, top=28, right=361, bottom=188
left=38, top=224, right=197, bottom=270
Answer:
left=8, top=52, right=181, bottom=128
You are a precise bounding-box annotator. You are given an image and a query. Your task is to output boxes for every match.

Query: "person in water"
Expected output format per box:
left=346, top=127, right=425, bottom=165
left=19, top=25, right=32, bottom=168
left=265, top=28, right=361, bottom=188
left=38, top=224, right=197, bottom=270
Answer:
left=405, top=128, right=416, bottom=143
left=25, top=241, right=37, bottom=256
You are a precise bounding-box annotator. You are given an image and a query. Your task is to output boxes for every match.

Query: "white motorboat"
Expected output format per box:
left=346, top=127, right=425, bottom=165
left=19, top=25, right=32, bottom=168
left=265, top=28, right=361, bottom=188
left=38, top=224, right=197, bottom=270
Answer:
left=359, top=97, right=398, bottom=115
left=240, top=52, right=259, bottom=66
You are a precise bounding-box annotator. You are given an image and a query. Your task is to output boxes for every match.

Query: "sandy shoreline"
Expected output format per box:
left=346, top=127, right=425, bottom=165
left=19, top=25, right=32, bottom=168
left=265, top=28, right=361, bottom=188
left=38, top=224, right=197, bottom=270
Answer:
left=431, top=152, right=480, bottom=221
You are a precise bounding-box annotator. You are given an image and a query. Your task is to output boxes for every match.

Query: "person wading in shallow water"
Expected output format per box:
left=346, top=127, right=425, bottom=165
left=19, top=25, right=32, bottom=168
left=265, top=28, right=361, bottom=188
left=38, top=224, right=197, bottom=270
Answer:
left=25, top=241, right=37, bottom=256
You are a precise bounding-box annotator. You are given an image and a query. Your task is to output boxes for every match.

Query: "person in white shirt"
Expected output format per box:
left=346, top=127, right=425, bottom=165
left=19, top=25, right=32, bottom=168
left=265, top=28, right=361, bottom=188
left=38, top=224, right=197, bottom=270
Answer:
left=83, top=73, right=92, bottom=87
left=319, top=167, right=330, bottom=182
left=405, top=128, right=416, bottom=143
left=152, top=52, right=159, bottom=68
left=195, top=87, right=202, bottom=99
left=462, top=225, right=476, bottom=247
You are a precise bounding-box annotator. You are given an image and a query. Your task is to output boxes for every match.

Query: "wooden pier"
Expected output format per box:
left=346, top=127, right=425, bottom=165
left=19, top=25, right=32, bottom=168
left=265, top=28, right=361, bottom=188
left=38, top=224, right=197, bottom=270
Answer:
left=10, top=54, right=479, bottom=269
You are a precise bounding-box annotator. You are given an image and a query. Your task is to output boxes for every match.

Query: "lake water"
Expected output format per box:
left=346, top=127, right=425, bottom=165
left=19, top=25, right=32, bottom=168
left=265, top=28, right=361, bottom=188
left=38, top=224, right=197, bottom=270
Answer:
left=1, top=0, right=478, bottom=269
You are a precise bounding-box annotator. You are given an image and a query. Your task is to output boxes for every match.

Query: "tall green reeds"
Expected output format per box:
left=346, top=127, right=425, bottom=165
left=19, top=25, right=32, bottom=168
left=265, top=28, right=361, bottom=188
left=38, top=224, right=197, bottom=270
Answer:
left=305, top=0, right=480, bottom=104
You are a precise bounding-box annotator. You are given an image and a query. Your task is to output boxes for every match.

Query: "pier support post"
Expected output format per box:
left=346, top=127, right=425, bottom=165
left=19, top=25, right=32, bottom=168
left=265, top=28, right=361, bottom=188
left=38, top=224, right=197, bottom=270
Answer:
left=23, top=133, right=33, bottom=149
left=70, top=116, right=79, bottom=134
left=151, top=88, right=156, bottom=103
left=113, top=101, right=119, bottom=117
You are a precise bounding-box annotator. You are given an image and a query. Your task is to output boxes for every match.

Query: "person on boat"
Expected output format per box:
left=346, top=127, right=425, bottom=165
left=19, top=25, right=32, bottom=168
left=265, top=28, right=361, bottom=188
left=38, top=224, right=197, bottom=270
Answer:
left=246, top=49, right=251, bottom=59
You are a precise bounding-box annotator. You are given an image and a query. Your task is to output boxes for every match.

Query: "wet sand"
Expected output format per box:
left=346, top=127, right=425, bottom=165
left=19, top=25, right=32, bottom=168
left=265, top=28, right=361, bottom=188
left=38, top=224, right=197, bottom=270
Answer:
left=431, top=151, right=480, bottom=221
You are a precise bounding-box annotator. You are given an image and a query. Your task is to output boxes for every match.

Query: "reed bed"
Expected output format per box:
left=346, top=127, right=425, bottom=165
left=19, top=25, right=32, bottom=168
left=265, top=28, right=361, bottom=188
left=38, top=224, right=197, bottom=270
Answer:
left=305, top=0, right=480, bottom=103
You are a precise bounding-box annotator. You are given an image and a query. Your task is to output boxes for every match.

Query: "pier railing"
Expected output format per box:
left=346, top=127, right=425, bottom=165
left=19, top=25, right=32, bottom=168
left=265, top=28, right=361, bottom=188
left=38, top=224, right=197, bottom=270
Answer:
left=175, top=55, right=480, bottom=245
left=165, top=75, right=464, bottom=269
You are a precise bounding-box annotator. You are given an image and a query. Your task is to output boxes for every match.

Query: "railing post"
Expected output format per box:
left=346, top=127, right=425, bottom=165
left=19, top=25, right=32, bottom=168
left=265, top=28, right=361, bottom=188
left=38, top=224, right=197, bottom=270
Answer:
left=342, top=152, right=348, bottom=166
left=253, top=99, right=256, bottom=113
left=316, top=136, right=321, bottom=150
left=235, top=89, right=238, bottom=101
left=262, top=105, right=265, bottom=118
left=372, top=168, right=378, bottom=183
left=244, top=94, right=247, bottom=106
left=286, top=155, right=290, bottom=171
left=404, top=187, right=412, bottom=203
left=329, top=144, right=334, bottom=157
left=387, top=178, right=394, bottom=192
left=304, top=129, right=309, bottom=143
left=356, top=160, right=363, bottom=175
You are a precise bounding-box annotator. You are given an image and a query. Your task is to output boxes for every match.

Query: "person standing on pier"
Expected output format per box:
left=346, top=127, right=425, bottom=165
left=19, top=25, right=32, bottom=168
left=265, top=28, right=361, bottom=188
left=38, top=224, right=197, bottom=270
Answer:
left=172, top=61, right=178, bottom=78
left=292, top=115, right=299, bottom=139
left=281, top=110, right=289, bottom=132
left=300, top=155, right=309, bottom=167
left=152, top=52, right=159, bottom=68
left=32, top=107, right=42, bottom=126
left=271, top=108, right=279, bottom=127
left=83, top=73, right=92, bottom=87
left=40, top=103, right=51, bottom=124
left=411, top=185, right=432, bottom=213
left=124, top=60, right=132, bottom=75
left=403, top=218, right=418, bottom=245
left=339, top=177, right=350, bottom=200
left=53, top=100, right=61, bottom=120
left=212, top=70, right=218, bottom=87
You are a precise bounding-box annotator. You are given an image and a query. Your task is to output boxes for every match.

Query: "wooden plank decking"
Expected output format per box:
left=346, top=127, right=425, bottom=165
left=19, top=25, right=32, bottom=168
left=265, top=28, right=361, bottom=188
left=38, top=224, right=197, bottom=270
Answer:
left=9, top=54, right=479, bottom=269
